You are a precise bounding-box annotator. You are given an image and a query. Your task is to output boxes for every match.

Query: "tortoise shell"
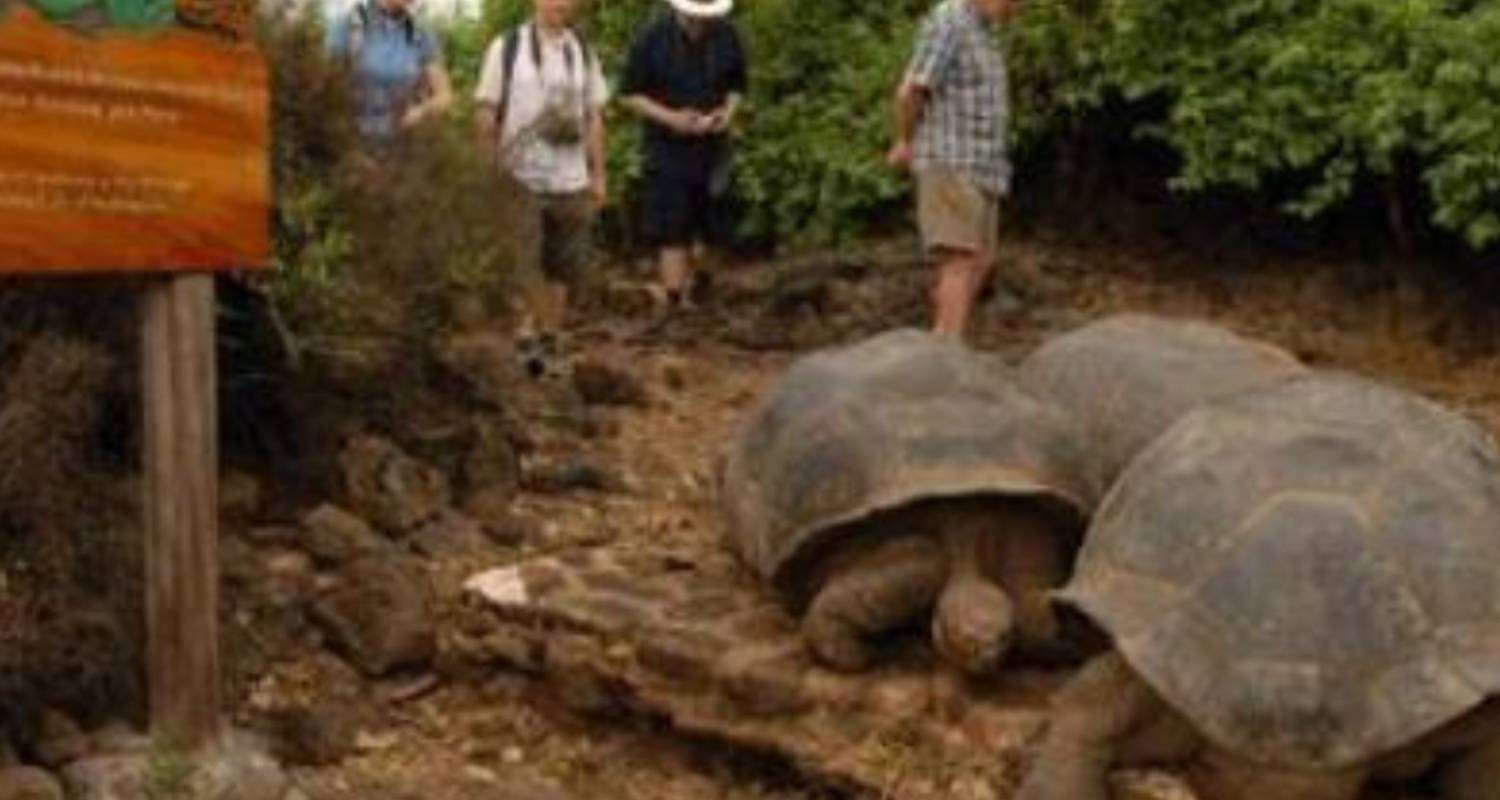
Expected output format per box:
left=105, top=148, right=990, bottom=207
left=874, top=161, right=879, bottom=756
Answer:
left=1059, top=372, right=1500, bottom=769
left=1019, top=314, right=1306, bottom=499
left=720, top=328, right=1092, bottom=605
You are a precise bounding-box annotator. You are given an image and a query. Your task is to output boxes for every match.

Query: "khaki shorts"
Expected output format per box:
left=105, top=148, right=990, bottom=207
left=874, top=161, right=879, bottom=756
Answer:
left=512, top=189, right=593, bottom=328
left=917, top=169, right=1000, bottom=259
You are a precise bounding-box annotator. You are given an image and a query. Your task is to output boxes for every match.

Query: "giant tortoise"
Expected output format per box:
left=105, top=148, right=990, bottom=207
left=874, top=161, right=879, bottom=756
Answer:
left=1019, top=372, right=1500, bottom=800
left=1020, top=313, right=1307, bottom=499
left=719, top=328, right=1093, bottom=674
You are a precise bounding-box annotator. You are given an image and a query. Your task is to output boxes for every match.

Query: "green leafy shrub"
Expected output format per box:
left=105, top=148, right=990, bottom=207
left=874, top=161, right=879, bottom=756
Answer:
left=1009, top=0, right=1500, bottom=249
left=261, top=8, right=520, bottom=355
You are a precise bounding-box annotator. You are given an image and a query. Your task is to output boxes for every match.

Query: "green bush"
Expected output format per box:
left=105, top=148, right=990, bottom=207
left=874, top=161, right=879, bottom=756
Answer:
left=1009, top=0, right=1500, bottom=249
left=407, top=0, right=1500, bottom=253
left=261, top=9, right=519, bottom=353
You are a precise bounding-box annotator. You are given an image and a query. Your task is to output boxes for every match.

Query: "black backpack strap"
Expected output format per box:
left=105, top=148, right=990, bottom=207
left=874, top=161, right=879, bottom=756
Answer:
left=494, top=26, right=523, bottom=127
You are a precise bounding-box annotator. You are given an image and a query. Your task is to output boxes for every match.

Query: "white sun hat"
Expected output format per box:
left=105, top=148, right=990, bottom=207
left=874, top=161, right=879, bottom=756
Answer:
left=667, top=0, right=734, bottom=18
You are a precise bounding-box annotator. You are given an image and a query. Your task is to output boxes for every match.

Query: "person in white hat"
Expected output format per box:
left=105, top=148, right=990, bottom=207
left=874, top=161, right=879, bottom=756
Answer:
left=620, top=0, right=747, bottom=314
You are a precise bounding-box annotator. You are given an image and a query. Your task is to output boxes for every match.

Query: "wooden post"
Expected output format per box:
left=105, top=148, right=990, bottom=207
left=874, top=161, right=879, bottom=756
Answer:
left=143, top=274, right=221, bottom=750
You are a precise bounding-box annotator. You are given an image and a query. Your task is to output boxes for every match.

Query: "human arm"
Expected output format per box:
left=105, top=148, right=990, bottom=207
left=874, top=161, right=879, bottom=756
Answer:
left=886, top=79, right=927, bottom=170
left=705, top=23, right=748, bottom=133
left=402, top=62, right=453, bottom=128
left=588, top=108, right=607, bottom=206
left=619, top=94, right=708, bottom=135
left=472, top=37, right=505, bottom=157
left=888, top=13, right=957, bottom=170
left=617, top=23, right=709, bottom=136
left=400, top=30, right=454, bottom=128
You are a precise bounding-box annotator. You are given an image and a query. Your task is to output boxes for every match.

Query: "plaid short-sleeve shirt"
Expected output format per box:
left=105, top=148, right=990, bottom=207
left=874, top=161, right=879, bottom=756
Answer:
left=907, top=0, right=1011, bottom=195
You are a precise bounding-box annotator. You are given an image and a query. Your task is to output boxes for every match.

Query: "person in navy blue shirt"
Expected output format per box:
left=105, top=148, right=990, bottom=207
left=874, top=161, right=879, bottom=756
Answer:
left=619, top=0, right=747, bottom=312
left=327, top=0, right=453, bottom=142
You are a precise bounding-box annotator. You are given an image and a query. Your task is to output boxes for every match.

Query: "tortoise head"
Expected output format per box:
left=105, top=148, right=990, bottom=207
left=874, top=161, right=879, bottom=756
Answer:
left=932, top=575, right=1015, bottom=675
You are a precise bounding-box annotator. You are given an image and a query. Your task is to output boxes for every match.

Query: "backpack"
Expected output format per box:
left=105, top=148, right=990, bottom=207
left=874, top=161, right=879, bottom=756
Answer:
left=493, top=22, right=595, bottom=129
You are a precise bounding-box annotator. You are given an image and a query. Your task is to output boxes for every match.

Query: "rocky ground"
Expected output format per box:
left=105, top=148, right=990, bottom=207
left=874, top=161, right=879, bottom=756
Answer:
left=8, top=234, right=1494, bottom=799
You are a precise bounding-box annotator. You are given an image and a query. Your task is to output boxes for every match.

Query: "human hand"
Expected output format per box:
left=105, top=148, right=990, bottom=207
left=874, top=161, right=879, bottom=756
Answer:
left=665, top=109, right=708, bottom=136
left=886, top=140, right=914, bottom=171
left=400, top=104, right=427, bottom=130
left=705, top=106, right=735, bottom=134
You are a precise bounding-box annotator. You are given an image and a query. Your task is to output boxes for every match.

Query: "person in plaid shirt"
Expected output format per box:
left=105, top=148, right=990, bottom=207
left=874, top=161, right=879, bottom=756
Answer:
left=888, top=0, right=1020, bottom=338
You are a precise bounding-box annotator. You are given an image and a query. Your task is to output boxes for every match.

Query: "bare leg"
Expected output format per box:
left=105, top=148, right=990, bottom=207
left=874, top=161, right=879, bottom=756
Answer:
left=658, top=246, right=693, bottom=308
left=802, top=536, right=947, bottom=672
left=932, top=521, right=1015, bottom=675
left=931, top=249, right=986, bottom=338
left=1018, top=652, right=1159, bottom=800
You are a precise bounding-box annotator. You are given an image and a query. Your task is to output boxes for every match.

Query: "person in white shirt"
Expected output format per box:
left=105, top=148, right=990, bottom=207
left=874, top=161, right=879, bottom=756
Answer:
left=474, top=0, right=608, bottom=366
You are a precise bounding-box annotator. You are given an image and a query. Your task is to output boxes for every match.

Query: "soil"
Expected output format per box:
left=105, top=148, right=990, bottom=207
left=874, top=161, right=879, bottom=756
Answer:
left=35, top=233, right=1500, bottom=799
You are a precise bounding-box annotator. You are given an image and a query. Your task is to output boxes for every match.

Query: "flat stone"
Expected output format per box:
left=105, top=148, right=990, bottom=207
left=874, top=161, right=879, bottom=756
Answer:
left=86, top=722, right=150, bottom=757
left=524, top=460, right=617, bottom=494
left=244, top=527, right=299, bottom=548
left=408, top=512, right=490, bottom=560
left=260, top=549, right=316, bottom=610
left=35, top=709, right=88, bottom=768
left=220, top=471, right=264, bottom=524
left=543, top=636, right=618, bottom=714
left=636, top=627, right=727, bottom=685
left=463, top=418, right=521, bottom=496
left=0, top=767, right=63, bottom=800
left=339, top=435, right=451, bottom=534
left=571, top=358, right=647, bottom=407
left=64, top=731, right=288, bottom=800
left=312, top=555, right=435, bottom=677
left=264, top=701, right=357, bottom=767
left=720, top=647, right=811, bottom=716
left=300, top=504, right=385, bottom=565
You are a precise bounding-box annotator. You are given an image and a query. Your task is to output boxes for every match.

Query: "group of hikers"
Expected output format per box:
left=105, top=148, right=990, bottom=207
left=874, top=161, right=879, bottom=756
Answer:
left=325, top=0, right=1021, bottom=356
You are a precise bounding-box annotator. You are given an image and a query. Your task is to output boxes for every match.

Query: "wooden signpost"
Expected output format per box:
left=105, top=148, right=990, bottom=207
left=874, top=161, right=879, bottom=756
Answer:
left=0, top=4, right=269, bottom=750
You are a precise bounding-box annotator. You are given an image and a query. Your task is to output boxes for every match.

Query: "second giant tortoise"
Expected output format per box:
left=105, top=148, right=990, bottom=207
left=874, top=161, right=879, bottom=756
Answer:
left=719, top=329, right=1093, bottom=674
left=1020, top=373, right=1500, bottom=800
left=1020, top=313, right=1307, bottom=498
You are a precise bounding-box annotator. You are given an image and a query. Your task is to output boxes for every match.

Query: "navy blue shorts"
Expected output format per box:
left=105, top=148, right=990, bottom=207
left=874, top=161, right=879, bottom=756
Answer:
left=643, top=169, right=733, bottom=248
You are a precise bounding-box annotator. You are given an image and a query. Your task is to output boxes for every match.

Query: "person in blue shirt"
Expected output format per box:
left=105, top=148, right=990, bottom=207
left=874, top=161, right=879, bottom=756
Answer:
left=326, top=0, right=453, bottom=141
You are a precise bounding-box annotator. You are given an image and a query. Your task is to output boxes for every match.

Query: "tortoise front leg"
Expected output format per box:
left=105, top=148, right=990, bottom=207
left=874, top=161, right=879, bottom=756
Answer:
left=1017, top=651, right=1157, bottom=800
left=801, top=536, right=947, bottom=672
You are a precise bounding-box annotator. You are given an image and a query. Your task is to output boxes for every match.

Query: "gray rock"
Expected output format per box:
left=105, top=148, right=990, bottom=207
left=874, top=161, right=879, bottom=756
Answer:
left=263, top=701, right=357, bottom=767
left=87, top=721, right=151, bottom=757
left=339, top=436, right=451, bottom=534
left=311, top=556, right=435, bottom=677
left=570, top=358, right=647, bottom=407
left=408, top=512, right=490, bottom=560
left=299, top=504, right=384, bottom=565
left=0, top=766, right=62, bottom=800
left=463, top=417, right=521, bottom=497
left=35, top=710, right=88, bottom=769
left=62, top=732, right=288, bottom=800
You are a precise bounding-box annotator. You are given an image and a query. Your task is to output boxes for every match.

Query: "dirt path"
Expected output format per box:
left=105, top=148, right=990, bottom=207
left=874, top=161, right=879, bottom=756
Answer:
left=257, top=237, right=1500, bottom=800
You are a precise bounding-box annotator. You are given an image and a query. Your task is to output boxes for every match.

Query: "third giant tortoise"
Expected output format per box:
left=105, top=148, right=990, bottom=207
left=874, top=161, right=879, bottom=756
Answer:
left=719, top=329, right=1093, bottom=674
left=1020, top=313, right=1307, bottom=499
left=1020, top=373, right=1500, bottom=800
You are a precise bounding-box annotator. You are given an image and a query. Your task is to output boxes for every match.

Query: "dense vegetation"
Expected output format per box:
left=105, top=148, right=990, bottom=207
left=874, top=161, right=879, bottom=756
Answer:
left=433, top=0, right=1500, bottom=251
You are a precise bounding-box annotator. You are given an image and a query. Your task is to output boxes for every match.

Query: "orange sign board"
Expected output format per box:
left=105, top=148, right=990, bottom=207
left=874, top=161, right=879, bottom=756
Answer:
left=0, top=6, right=269, bottom=272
